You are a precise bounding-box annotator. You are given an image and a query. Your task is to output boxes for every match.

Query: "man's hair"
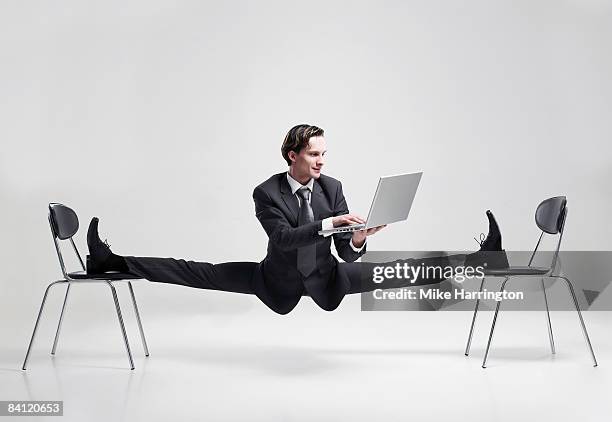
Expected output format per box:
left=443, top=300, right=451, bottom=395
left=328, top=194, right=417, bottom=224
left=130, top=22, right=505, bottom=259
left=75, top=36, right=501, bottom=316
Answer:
left=281, top=124, right=324, bottom=166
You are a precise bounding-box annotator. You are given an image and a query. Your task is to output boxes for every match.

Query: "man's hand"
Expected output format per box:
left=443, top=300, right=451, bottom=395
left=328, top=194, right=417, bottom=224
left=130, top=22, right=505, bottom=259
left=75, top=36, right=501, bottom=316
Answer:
left=351, top=225, right=386, bottom=248
left=332, top=214, right=365, bottom=228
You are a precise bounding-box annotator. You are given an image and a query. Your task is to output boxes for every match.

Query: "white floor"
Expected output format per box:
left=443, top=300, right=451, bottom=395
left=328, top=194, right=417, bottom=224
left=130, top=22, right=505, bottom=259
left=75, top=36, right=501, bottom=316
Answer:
left=1, top=288, right=610, bottom=422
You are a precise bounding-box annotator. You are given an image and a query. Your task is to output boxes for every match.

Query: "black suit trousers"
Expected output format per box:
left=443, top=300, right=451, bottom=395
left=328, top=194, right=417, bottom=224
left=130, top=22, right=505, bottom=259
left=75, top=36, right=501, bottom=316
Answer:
left=123, top=254, right=460, bottom=296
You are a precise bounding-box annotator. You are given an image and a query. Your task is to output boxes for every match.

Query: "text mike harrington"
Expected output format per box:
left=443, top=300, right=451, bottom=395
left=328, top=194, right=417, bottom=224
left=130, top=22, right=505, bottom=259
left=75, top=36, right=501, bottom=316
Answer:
left=369, top=263, right=524, bottom=302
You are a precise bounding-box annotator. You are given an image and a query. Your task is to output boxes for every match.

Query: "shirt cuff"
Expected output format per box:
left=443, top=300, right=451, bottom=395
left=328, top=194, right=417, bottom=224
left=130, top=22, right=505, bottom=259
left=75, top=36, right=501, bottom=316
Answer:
left=350, top=238, right=366, bottom=253
left=321, top=217, right=334, bottom=237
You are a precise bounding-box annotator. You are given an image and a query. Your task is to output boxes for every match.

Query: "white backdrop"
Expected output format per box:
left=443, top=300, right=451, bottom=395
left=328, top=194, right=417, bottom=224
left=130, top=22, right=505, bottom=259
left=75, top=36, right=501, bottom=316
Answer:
left=1, top=0, right=611, bottom=338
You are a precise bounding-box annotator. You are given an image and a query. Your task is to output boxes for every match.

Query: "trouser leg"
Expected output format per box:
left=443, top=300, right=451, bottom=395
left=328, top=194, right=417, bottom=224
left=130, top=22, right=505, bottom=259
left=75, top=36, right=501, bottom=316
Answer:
left=343, top=253, right=466, bottom=294
left=124, top=256, right=258, bottom=294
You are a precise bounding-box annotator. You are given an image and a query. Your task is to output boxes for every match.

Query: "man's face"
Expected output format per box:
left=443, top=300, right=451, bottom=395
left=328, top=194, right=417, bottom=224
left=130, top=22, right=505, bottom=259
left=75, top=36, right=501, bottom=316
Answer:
left=289, top=136, right=326, bottom=181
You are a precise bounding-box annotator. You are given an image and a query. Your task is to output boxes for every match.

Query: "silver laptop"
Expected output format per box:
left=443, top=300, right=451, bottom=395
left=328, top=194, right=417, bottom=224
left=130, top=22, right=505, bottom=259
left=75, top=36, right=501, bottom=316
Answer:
left=318, top=171, right=423, bottom=235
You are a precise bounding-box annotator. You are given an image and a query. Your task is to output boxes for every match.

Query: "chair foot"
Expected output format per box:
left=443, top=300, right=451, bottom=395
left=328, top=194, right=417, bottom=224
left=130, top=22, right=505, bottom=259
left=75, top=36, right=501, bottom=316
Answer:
left=106, top=282, right=135, bottom=370
left=481, top=277, right=509, bottom=368
left=541, top=278, right=555, bottom=355
left=465, top=277, right=485, bottom=356
left=551, top=275, right=598, bottom=367
left=22, top=281, right=66, bottom=370
left=128, top=282, right=150, bottom=357
left=51, top=283, right=71, bottom=355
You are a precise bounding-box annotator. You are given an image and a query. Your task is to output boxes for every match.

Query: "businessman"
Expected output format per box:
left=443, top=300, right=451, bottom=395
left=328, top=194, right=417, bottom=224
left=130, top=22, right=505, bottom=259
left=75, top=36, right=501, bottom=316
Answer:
left=86, top=124, right=506, bottom=314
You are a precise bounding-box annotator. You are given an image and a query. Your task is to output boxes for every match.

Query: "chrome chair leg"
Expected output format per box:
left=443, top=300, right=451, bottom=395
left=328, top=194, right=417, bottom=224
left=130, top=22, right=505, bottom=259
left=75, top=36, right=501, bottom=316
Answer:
left=482, top=277, right=509, bottom=368
left=554, top=276, right=598, bottom=367
left=465, top=277, right=485, bottom=356
left=541, top=278, right=555, bottom=355
left=22, top=281, right=66, bottom=370
left=127, top=282, right=149, bottom=357
left=51, top=283, right=71, bottom=355
left=106, top=282, right=135, bottom=370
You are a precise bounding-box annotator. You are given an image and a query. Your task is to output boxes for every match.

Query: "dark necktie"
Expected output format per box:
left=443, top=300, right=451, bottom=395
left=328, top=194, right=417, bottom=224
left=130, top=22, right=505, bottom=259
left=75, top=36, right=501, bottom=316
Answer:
left=296, top=186, right=316, bottom=277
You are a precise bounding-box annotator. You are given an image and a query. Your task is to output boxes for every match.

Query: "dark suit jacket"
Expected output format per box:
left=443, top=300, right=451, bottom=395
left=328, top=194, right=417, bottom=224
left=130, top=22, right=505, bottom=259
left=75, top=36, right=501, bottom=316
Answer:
left=251, top=172, right=367, bottom=314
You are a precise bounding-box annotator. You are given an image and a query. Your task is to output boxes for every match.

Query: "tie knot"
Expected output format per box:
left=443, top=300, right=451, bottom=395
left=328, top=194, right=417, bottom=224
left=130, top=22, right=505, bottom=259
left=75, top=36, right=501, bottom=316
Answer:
left=296, top=186, right=310, bottom=201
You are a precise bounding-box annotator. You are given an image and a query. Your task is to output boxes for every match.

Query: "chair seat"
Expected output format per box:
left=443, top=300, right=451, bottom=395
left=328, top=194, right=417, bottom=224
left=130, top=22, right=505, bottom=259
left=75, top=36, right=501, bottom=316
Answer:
left=67, top=271, right=142, bottom=280
left=483, top=266, right=550, bottom=276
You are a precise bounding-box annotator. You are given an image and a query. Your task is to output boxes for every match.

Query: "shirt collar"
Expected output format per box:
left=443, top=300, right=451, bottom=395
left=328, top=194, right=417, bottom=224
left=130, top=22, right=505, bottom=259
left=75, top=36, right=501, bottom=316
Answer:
left=286, top=172, right=314, bottom=195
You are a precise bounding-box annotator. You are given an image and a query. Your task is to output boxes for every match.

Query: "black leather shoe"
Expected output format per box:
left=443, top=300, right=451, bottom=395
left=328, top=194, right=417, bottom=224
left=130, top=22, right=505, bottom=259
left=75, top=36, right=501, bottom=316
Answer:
left=86, top=217, right=126, bottom=273
left=467, top=210, right=508, bottom=269
left=476, top=210, right=502, bottom=252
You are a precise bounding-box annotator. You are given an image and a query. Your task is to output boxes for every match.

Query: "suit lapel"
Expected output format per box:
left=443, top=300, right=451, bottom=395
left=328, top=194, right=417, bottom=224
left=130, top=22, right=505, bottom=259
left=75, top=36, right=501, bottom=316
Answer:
left=279, top=174, right=328, bottom=224
left=311, top=179, right=326, bottom=220
left=279, top=175, right=299, bottom=225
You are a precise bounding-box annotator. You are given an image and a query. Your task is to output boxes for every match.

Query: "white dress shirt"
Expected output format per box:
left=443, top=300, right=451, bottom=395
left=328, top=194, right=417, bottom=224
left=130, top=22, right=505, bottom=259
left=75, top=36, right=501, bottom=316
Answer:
left=286, top=172, right=365, bottom=253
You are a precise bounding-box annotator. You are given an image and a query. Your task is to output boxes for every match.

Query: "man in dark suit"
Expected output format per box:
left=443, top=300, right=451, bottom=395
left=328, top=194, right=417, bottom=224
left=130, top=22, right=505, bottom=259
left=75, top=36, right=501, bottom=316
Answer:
left=86, top=124, right=504, bottom=314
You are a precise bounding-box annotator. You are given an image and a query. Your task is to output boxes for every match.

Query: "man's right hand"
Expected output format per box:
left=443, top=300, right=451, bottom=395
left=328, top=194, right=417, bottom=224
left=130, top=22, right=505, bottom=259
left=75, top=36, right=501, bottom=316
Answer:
left=332, top=214, right=366, bottom=228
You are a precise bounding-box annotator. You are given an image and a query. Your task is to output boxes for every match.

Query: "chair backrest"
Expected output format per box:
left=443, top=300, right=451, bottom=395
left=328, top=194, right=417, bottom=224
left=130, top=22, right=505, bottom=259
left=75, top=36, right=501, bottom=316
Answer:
left=535, top=196, right=567, bottom=234
left=528, top=196, right=568, bottom=273
left=49, top=203, right=79, bottom=240
left=48, top=203, right=86, bottom=277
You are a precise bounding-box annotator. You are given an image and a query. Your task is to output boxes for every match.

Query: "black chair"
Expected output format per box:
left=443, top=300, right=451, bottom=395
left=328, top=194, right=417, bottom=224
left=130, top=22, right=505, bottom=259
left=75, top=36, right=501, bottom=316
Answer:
left=22, top=203, right=149, bottom=370
left=464, top=196, right=597, bottom=368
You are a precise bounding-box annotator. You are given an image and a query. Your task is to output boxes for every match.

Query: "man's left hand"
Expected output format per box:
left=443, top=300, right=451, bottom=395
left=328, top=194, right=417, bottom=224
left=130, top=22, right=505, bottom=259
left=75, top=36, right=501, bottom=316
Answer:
left=351, top=225, right=386, bottom=248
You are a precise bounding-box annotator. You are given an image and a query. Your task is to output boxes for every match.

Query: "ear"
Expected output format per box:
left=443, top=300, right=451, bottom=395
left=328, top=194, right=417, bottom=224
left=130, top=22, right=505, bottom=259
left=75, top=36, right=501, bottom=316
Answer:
left=288, top=151, right=297, bottom=163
